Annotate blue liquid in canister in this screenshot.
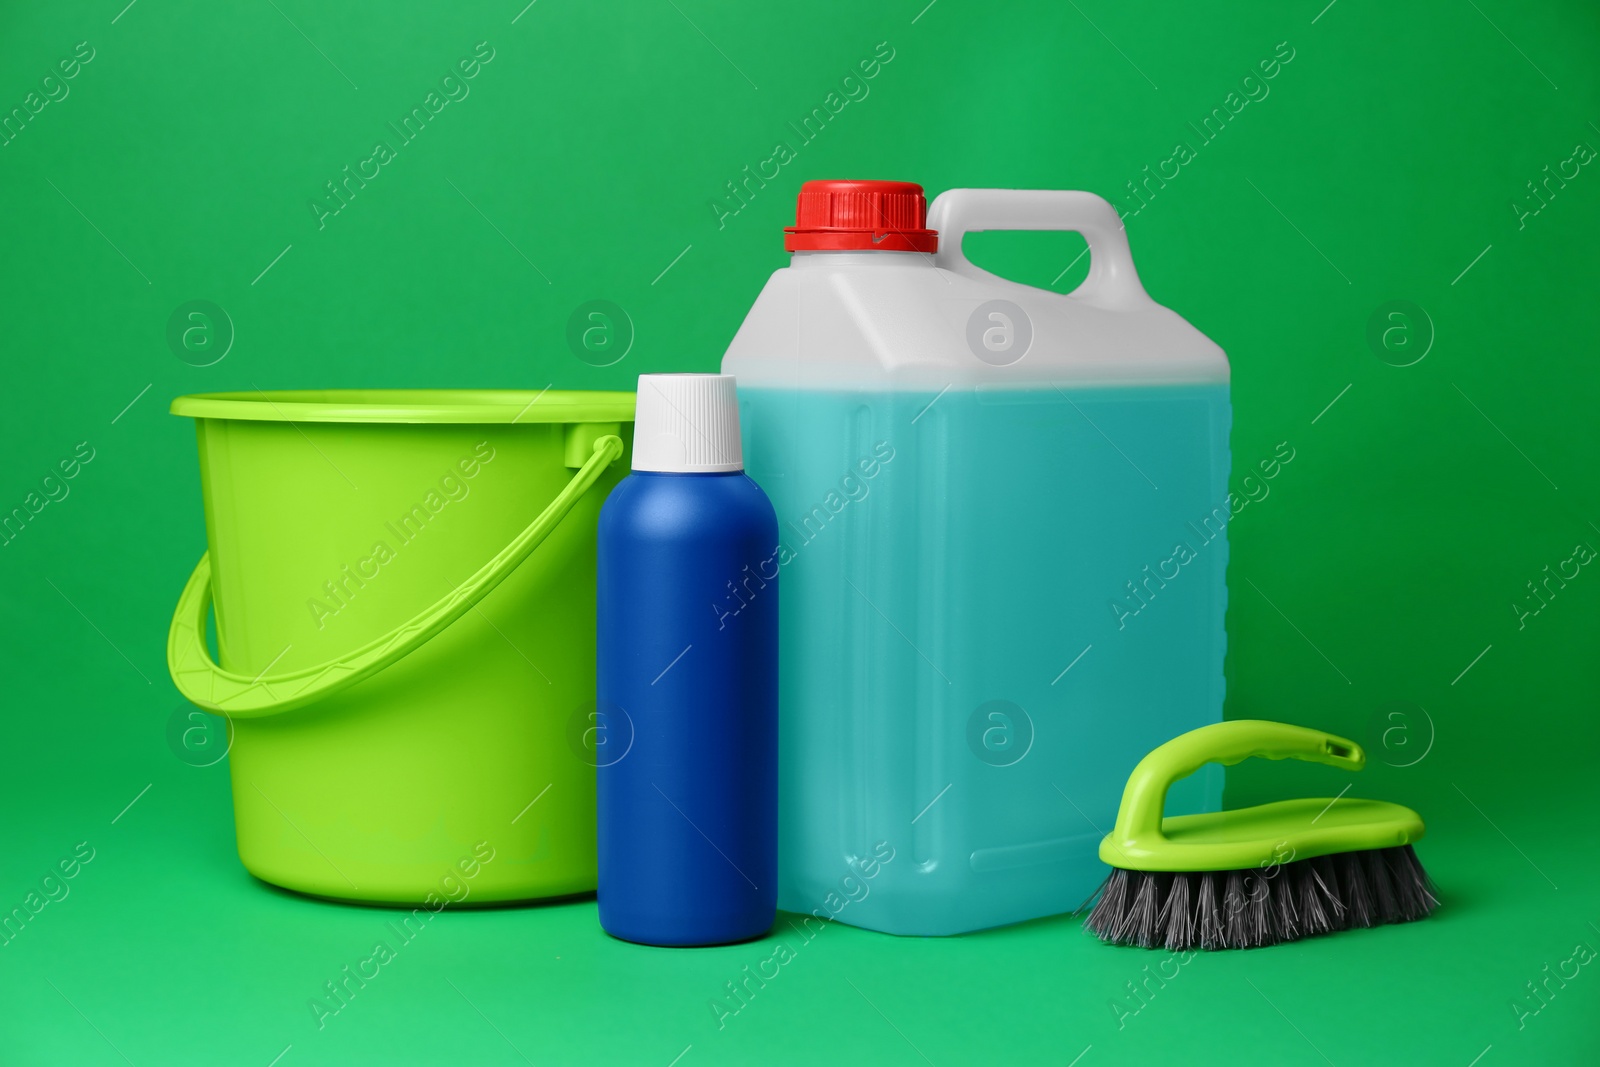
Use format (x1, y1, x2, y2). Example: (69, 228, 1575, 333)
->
(739, 382, 1230, 935)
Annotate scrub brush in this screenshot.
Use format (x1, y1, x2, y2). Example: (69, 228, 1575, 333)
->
(1085, 720, 1438, 950)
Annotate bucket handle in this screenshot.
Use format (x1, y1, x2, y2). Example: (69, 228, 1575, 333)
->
(166, 434, 625, 720)
(925, 188, 1152, 311)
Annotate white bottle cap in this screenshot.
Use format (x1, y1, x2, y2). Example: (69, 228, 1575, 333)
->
(631, 374, 744, 473)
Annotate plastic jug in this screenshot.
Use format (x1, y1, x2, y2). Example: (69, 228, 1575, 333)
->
(721, 180, 1231, 935)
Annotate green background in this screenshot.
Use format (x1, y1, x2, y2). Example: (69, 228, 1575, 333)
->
(2, 0, 1597, 1063)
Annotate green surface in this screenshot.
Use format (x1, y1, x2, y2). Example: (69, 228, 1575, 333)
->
(2, 0, 1598, 1064)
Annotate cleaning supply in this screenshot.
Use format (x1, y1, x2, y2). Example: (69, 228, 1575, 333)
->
(1086, 720, 1438, 949)
(721, 180, 1231, 935)
(165, 389, 632, 905)
(596, 374, 779, 946)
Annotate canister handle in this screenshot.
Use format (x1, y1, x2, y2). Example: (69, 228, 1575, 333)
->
(926, 188, 1151, 310)
(165, 434, 624, 720)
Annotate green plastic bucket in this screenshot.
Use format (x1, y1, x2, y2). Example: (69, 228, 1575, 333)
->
(166, 390, 634, 905)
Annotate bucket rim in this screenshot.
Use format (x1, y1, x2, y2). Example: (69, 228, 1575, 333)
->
(170, 389, 636, 425)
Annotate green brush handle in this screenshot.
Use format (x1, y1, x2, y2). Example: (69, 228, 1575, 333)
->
(1112, 720, 1365, 848)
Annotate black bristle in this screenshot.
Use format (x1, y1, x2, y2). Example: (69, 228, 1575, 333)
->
(1299, 856, 1342, 937)
(1365, 847, 1399, 923)
(1196, 873, 1224, 949)
(1320, 855, 1347, 918)
(1128, 871, 1167, 947)
(1089, 867, 1130, 938)
(1157, 868, 1192, 951)
(1083, 867, 1130, 945)
(1271, 866, 1300, 943)
(1296, 861, 1324, 936)
(1387, 844, 1440, 921)
(1232, 869, 1269, 949)
(1338, 848, 1375, 928)
(1085, 846, 1439, 950)
(1248, 870, 1273, 947)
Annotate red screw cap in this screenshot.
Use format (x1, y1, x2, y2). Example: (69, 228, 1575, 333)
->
(784, 179, 939, 253)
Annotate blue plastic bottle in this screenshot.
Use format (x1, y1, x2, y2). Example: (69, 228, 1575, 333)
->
(596, 374, 779, 946)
